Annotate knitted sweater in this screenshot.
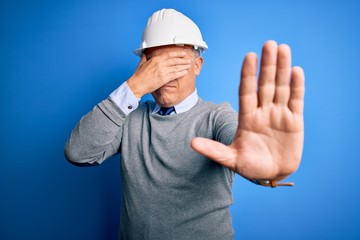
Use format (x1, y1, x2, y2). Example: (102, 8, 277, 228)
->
(65, 97, 238, 240)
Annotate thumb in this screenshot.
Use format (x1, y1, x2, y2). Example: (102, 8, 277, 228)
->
(191, 137, 236, 170)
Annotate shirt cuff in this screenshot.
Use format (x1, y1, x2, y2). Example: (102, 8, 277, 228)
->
(109, 81, 140, 115)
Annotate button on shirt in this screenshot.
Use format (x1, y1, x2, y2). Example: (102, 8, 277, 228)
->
(110, 81, 199, 115)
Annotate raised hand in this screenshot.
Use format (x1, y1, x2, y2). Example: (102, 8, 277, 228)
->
(191, 41, 305, 183)
(127, 50, 192, 98)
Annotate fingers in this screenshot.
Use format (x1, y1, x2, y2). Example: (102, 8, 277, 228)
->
(160, 52, 192, 70)
(170, 69, 190, 81)
(240, 53, 258, 115)
(167, 58, 191, 74)
(151, 50, 191, 70)
(153, 51, 192, 82)
(256, 41, 302, 111)
(166, 58, 192, 66)
(274, 44, 292, 105)
(288, 66, 305, 114)
(143, 50, 191, 81)
(258, 40, 278, 106)
(160, 50, 187, 59)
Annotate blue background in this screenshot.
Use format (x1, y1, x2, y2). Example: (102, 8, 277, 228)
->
(1, 0, 360, 239)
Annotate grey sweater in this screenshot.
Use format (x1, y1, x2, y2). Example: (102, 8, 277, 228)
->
(65, 98, 238, 240)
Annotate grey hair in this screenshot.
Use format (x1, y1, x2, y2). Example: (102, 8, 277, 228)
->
(192, 46, 204, 57)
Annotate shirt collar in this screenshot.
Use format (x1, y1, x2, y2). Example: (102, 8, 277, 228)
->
(153, 89, 199, 114)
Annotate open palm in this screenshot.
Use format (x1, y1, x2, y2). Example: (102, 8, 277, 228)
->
(191, 41, 305, 184)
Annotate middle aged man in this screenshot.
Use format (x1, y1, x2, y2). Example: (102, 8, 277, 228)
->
(65, 9, 305, 239)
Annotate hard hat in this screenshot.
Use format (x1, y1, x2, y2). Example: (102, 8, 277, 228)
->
(133, 9, 208, 56)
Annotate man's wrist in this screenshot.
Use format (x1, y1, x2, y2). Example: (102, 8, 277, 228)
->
(109, 81, 141, 115)
(126, 77, 144, 98)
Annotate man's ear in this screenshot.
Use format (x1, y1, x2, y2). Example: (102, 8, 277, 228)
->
(194, 57, 204, 76)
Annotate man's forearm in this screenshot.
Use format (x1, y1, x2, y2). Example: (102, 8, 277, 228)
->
(64, 98, 126, 166)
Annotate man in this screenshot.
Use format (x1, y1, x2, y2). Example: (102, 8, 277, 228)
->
(65, 9, 305, 240)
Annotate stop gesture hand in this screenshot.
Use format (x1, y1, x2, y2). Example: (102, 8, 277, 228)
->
(191, 41, 305, 184)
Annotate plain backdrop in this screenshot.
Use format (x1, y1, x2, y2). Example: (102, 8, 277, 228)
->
(1, 0, 360, 239)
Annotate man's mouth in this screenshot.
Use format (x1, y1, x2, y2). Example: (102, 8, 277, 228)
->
(161, 84, 175, 88)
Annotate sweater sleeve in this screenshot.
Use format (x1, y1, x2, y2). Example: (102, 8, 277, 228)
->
(64, 98, 126, 166)
(213, 102, 238, 146)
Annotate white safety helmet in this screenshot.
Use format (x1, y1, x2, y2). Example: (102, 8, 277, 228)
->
(133, 9, 208, 56)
